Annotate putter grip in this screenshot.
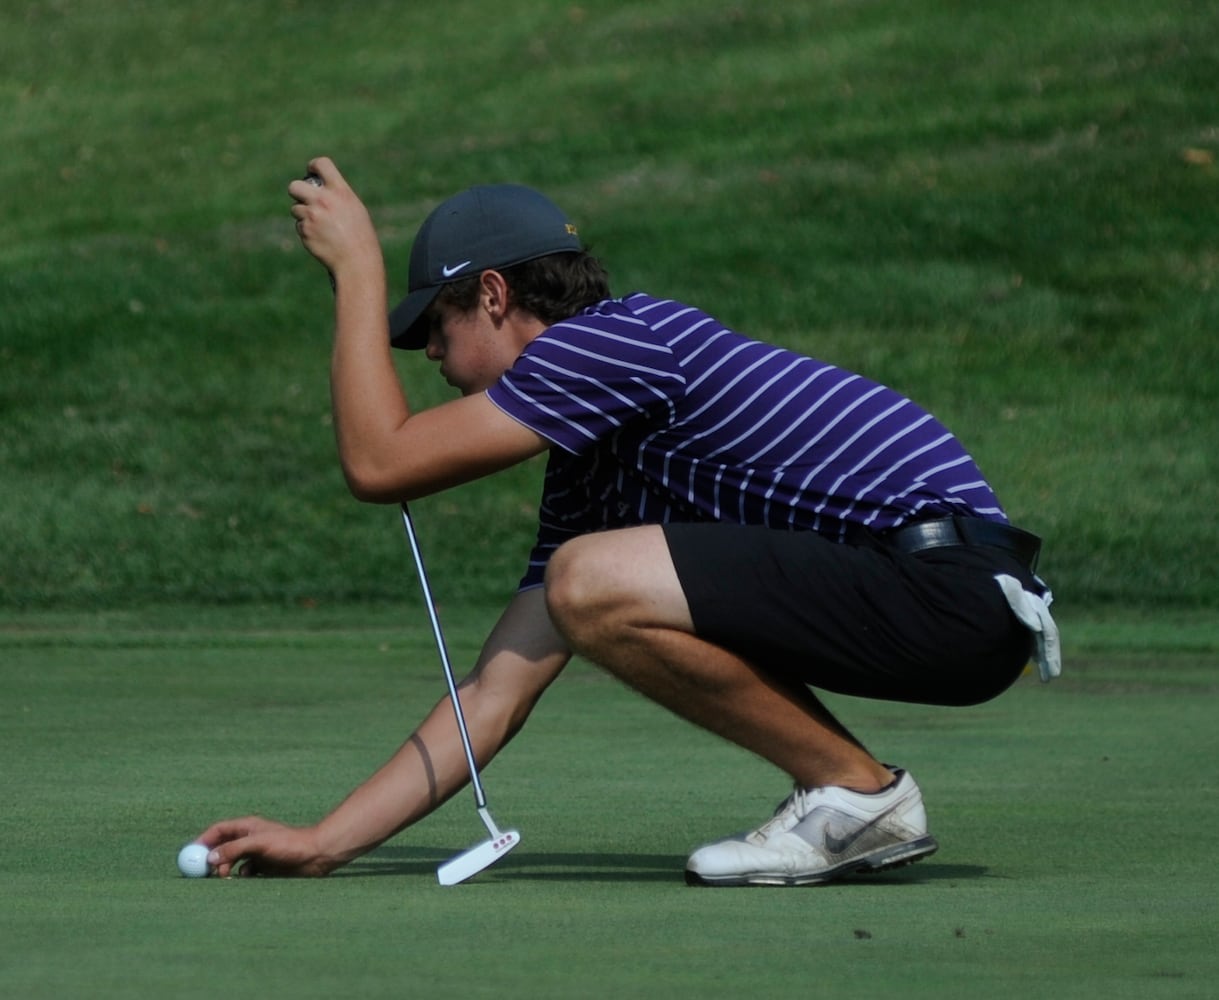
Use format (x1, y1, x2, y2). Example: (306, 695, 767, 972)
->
(300, 173, 335, 290)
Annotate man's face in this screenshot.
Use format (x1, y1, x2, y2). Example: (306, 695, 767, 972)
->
(422, 297, 515, 396)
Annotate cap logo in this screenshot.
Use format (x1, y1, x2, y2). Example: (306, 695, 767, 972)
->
(566, 224, 578, 235)
(441, 260, 473, 278)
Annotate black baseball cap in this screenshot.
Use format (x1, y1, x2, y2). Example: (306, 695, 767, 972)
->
(388, 184, 582, 350)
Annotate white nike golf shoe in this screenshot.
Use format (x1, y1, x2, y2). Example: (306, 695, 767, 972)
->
(685, 768, 938, 886)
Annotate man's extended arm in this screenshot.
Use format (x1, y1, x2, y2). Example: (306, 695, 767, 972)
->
(199, 587, 570, 876)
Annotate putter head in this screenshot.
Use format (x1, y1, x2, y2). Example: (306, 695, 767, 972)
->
(436, 830, 521, 886)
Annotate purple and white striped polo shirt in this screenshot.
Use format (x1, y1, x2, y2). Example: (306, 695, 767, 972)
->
(485, 292, 1007, 588)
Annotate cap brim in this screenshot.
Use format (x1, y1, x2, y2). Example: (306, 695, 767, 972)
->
(388, 286, 441, 350)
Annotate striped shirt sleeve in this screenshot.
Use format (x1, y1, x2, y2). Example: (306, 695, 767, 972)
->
(486, 305, 686, 454)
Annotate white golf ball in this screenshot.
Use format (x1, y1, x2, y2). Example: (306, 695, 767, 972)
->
(177, 842, 212, 878)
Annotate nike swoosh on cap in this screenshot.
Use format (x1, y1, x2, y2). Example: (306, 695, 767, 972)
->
(441, 260, 473, 278)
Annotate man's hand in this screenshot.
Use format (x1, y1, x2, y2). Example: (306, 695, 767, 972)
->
(197, 816, 338, 878)
(288, 156, 383, 286)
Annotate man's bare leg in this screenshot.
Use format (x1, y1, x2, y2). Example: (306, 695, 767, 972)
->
(543, 525, 893, 793)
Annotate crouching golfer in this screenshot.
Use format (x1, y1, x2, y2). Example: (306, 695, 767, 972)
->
(199, 158, 1059, 886)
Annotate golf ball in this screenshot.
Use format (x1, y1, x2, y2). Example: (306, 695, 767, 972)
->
(304, 173, 323, 187)
(177, 842, 212, 878)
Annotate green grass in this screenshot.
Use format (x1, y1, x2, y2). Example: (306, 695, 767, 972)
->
(1, 0, 1217, 611)
(2, 608, 1216, 998)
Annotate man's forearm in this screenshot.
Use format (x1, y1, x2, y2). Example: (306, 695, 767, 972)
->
(312, 683, 510, 865)
(328, 247, 415, 501)
(311, 589, 570, 868)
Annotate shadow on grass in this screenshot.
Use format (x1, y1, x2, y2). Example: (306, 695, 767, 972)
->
(345, 846, 990, 885)
(346, 846, 683, 882)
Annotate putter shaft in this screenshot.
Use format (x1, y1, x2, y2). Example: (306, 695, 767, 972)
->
(400, 503, 487, 809)
(399, 503, 522, 885)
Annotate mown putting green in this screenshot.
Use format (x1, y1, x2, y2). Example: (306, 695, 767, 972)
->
(1, 609, 1215, 998)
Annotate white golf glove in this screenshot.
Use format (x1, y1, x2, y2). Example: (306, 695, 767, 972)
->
(994, 574, 1062, 682)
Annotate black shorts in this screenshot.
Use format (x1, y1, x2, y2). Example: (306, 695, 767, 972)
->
(662, 522, 1036, 707)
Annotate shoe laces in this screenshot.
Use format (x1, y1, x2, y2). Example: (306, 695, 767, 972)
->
(753, 786, 817, 839)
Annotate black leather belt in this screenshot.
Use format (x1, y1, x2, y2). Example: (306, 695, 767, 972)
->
(884, 516, 1041, 572)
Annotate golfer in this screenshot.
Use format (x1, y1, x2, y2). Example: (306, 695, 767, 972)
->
(200, 158, 1059, 885)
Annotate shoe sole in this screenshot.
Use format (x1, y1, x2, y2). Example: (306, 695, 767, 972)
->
(684, 835, 940, 887)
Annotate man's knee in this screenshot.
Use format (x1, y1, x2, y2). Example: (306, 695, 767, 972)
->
(543, 536, 605, 645)
(544, 527, 694, 646)
(542, 538, 578, 619)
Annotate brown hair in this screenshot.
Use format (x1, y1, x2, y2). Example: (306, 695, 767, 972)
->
(435, 250, 611, 326)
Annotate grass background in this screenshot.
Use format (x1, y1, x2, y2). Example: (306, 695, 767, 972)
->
(1, 0, 1217, 997)
(2, 0, 1216, 611)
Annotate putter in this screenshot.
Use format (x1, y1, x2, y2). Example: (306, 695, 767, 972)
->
(300, 172, 335, 291)
(399, 503, 521, 885)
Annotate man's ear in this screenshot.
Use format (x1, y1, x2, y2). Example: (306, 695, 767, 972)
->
(479, 269, 511, 323)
